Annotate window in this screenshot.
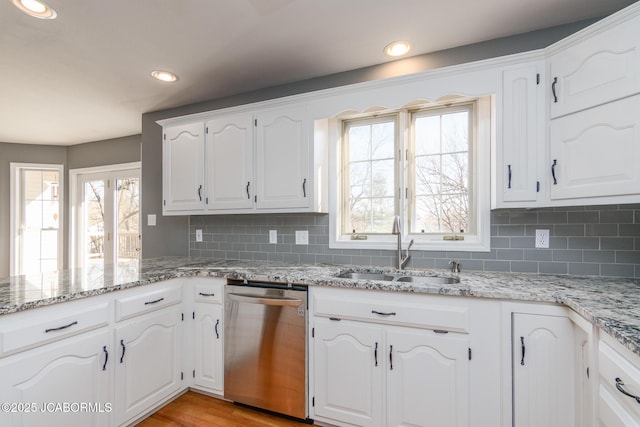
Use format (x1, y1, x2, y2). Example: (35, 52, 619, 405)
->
(70, 163, 141, 273)
(331, 96, 491, 251)
(10, 163, 64, 275)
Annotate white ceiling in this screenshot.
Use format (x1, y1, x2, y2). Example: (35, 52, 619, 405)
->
(1, 0, 636, 146)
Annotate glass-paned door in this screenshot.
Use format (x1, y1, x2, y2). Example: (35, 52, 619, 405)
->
(74, 166, 140, 272)
(11, 164, 64, 275)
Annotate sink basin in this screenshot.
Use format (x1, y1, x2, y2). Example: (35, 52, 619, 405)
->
(394, 276, 460, 284)
(336, 272, 395, 281)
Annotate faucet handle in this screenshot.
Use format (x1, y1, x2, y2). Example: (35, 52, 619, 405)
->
(449, 260, 461, 273)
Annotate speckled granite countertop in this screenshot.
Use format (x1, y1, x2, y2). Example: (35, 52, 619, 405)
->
(1, 257, 639, 358)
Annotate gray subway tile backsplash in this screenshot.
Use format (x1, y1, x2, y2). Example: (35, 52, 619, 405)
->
(189, 204, 640, 278)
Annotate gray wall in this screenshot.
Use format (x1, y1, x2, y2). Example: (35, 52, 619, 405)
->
(141, 20, 595, 259)
(189, 205, 640, 278)
(0, 135, 141, 276)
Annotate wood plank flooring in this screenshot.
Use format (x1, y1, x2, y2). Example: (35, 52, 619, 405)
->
(136, 391, 315, 427)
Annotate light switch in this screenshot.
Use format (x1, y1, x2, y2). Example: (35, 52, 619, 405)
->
(147, 214, 156, 226)
(269, 230, 278, 244)
(295, 230, 309, 245)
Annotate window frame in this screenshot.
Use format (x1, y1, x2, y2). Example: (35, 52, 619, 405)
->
(9, 162, 65, 276)
(329, 96, 492, 252)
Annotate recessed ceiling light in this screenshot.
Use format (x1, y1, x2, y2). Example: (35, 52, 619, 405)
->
(151, 70, 179, 83)
(384, 41, 411, 57)
(12, 0, 57, 19)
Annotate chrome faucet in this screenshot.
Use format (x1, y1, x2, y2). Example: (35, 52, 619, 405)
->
(392, 216, 414, 269)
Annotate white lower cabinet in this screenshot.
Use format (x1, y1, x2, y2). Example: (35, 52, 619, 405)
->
(311, 287, 474, 427)
(512, 312, 575, 427)
(193, 303, 224, 394)
(114, 306, 183, 426)
(0, 329, 112, 427)
(598, 333, 640, 426)
(386, 326, 469, 427)
(313, 318, 383, 426)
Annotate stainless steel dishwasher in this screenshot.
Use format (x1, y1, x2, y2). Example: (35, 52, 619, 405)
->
(224, 279, 309, 421)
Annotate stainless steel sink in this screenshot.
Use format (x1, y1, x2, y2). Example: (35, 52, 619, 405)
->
(336, 272, 396, 281)
(336, 271, 459, 284)
(394, 276, 460, 284)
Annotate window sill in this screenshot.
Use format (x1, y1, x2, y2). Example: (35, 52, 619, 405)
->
(330, 236, 490, 252)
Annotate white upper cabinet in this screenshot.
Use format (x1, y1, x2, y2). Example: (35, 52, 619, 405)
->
(159, 101, 327, 215)
(549, 95, 640, 203)
(256, 105, 310, 210)
(206, 114, 254, 210)
(162, 122, 205, 213)
(494, 61, 545, 208)
(548, 12, 640, 119)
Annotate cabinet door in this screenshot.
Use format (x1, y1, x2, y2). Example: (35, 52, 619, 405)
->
(162, 122, 205, 213)
(194, 303, 223, 393)
(0, 330, 112, 427)
(549, 95, 640, 202)
(313, 317, 383, 427)
(573, 320, 594, 427)
(498, 64, 543, 206)
(386, 327, 469, 427)
(255, 105, 310, 210)
(115, 307, 182, 426)
(206, 115, 254, 210)
(549, 13, 640, 118)
(512, 313, 575, 427)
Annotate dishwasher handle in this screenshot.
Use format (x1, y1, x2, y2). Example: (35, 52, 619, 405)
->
(227, 292, 303, 306)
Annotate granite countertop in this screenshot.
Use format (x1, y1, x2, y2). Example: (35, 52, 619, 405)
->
(1, 257, 639, 358)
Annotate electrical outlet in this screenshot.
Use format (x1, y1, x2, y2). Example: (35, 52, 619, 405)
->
(195, 229, 203, 242)
(535, 229, 550, 249)
(295, 230, 309, 245)
(269, 230, 278, 244)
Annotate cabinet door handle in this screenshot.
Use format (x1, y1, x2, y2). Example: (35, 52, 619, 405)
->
(302, 178, 307, 197)
(374, 342, 378, 367)
(120, 339, 126, 364)
(197, 184, 203, 201)
(102, 345, 108, 371)
(508, 165, 512, 189)
(45, 320, 78, 333)
(520, 336, 526, 366)
(552, 77, 558, 103)
(615, 378, 640, 403)
(551, 159, 558, 185)
(389, 345, 393, 371)
(372, 310, 396, 316)
(144, 297, 165, 305)
(215, 319, 220, 339)
(198, 292, 215, 297)
(246, 181, 251, 199)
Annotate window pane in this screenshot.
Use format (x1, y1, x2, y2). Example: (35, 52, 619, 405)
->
(414, 115, 440, 155)
(116, 178, 140, 269)
(85, 181, 105, 267)
(411, 105, 472, 235)
(344, 117, 396, 234)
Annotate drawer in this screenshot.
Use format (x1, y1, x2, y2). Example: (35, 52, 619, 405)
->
(0, 298, 110, 356)
(115, 282, 182, 321)
(599, 335, 640, 422)
(194, 280, 223, 304)
(311, 287, 469, 333)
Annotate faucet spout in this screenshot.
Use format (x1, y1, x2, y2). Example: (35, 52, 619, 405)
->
(392, 216, 412, 269)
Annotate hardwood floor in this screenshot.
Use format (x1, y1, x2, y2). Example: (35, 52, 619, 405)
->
(137, 391, 315, 427)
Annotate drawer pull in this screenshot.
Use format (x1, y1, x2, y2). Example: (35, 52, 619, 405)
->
(615, 377, 640, 403)
(372, 310, 396, 316)
(144, 297, 165, 305)
(120, 340, 126, 364)
(215, 319, 220, 339)
(102, 346, 108, 371)
(45, 320, 78, 333)
(198, 292, 215, 297)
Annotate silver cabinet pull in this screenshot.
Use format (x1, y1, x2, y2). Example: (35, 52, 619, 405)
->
(228, 292, 302, 307)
